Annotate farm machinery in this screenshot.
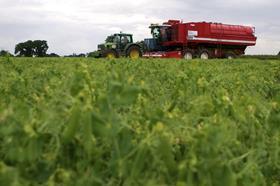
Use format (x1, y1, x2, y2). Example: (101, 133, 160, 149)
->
(96, 20, 257, 59)
(95, 33, 142, 59)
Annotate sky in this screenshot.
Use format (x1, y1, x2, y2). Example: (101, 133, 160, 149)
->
(0, 0, 279, 55)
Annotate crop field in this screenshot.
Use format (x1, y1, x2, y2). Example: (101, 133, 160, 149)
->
(0, 57, 279, 186)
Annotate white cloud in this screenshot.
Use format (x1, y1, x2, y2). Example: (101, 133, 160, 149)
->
(0, 0, 279, 55)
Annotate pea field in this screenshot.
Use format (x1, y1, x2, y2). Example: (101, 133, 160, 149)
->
(0, 57, 279, 186)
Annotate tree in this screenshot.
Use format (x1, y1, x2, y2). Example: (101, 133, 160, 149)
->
(77, 53, 86, 57)
(15, 40, 34, 57)
(0, 50, 13, 57)
(47, 53, 60, 57)
(64, 53, 86, 57)
(87, 51, 100, 58)
(278, 51, 280, 56)
(33, 40, 48, 57)
(15, 40, 49, 57)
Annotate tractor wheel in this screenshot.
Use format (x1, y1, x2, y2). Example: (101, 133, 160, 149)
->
(199, 49, 211, 60)
(225, 52, 236, 59)
(183, 50, 194, 60)
(127, 46, 142, 59)
(104, 49, 118, 59)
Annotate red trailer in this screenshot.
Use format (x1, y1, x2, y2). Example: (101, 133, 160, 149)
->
(143, 20, 257, 59)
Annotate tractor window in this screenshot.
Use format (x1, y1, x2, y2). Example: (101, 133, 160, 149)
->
(166, 27, 172, 41)
(151, 26, 171, 42)
(114, 35, 121, 43)
(151, 27, 160, 39)
(121, 35, 132, 44)
(160, 28, 167, 42)
(160, 27, 172, 42)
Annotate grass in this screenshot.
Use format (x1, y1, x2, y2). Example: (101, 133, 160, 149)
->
(0, 57, 279, 186)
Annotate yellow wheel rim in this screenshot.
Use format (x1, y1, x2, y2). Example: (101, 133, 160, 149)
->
(107, 53, 116, 59)
(130, 50, 140, 59)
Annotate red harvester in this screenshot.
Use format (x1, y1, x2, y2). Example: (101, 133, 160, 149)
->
(143, 20, 257, 59)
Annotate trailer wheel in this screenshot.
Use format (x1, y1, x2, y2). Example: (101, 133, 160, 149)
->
(104, 49, 118, 59)
(127, 46, 142, 59)
(183, 50, 193, 60)
(225, 52, 236, 59)
(199, 50, 210, 60)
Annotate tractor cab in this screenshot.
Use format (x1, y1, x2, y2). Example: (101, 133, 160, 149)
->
(143, 24, 172, 51)
(150, 24, 172, 43)
(113, 33, 133, 49)
(144, 20, 184, 51)
(100, 33, 133, 51)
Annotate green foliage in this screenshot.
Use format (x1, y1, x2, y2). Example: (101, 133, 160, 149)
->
(241, 55, 280, 60)
(46, 53, 60, 57)
(0, 58, 279, 186)
(64, 53, 86, 58)
(33, 40, 49, 57)
(0, 50, 13, 57)
(87, 51, 101, 58)
(15, 40, 49, 57)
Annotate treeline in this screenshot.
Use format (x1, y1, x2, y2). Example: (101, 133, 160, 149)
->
(0, 40, 98, 58)
(240, 54, 280, 60)
(0, 50, 13, 57)
(1, 39, 280, 58)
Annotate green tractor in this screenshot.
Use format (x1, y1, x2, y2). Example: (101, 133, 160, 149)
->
(96, 33, 142, 59)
